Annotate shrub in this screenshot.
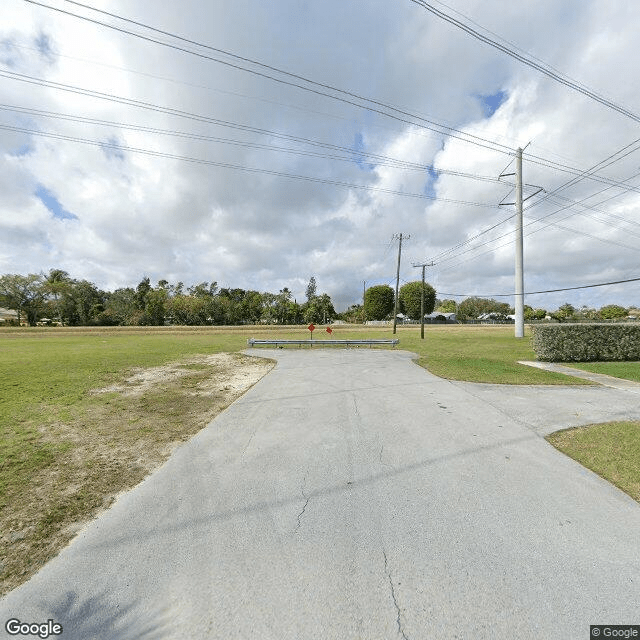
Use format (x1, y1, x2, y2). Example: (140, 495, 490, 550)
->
(532, 324, 640, 362)
(599, 304, 628, 320)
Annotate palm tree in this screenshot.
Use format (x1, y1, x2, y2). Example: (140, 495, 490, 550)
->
(45, 269, 71, 325)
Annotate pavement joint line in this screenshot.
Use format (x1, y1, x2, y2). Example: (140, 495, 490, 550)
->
(449, 378, 544, 435)
(518, 361, 640, 393)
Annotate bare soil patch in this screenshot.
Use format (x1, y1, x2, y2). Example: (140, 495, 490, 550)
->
(0, 353, 273, 596)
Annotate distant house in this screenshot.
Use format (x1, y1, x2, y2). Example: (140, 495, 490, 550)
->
(476, 312, 514, 324)
(424, 312, 457, 324)
(0, 308, 21, 325)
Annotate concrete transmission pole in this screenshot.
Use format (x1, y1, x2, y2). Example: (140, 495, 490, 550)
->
(392, 233, 409, 335)
(515, 147, 524, 338)
(499, 147, 543, 339)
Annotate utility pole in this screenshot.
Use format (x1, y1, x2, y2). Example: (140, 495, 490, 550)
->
(362, 280, 366, 325)
(515, 148, 524, 338)
(499, 147, 542, 339)
(392, 233, 409, 334)
(413, 261, 435, 339)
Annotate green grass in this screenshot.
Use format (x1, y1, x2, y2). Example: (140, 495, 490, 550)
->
(546, 422, 640, 502)
(394, 324, 588, 384)
(566, 361, 640, 382)
(0, 327, 249, 500)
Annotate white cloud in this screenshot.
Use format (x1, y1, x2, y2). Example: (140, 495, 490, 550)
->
(1, 0, 639, 312)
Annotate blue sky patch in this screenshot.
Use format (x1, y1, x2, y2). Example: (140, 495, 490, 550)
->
(423, 165, 438, 198)
(34, 31, 55, 62)
(13, 143, 32, 157)
(36, 185, 78, 220)
(351, 132, 375, 171)
(480, 90, 508, 117)
(101, 136, 126, 161)
(0, 38, 19, 68)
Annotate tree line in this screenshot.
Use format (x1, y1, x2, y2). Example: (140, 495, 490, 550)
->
(435, 298, 633, 323)
(351, 284, 633, 324)
(0, 271, 336, 327)
(0, 271, 633, 326)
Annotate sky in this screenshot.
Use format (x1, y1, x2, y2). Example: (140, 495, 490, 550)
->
(1, 0, 639, 313)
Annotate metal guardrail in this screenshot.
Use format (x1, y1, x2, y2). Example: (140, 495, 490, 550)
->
(247, 338, 399, 348)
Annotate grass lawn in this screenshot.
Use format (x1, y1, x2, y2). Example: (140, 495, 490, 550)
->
(0, 323, 637, 595)
(566, 361, 640, 382)
(395, 324, 589, 384)
(546, 422, 640, 502)
(1, 327, 250, 497)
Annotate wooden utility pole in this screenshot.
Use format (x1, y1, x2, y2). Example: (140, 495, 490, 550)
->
(362, 280, 366, 324)
(413, 261, 435, 339)
(392, 233, 409, 334)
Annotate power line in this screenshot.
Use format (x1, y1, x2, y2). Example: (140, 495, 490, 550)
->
(428, 135, 640, 267)
(435, 211, 640, 276)
(433, 191, 640, 272)
(523, 138, 640, 215)
(0, 122, 505, 206)
(539, 189, 640, 241)
(436, 276, 640, 299)
(2, 39, 445, 139)
(0, 103, 514, 182)
(426, 212, 516, 263)
(521, 151, 640, 194)
(408, 0, 640, 123)
(22, 0, 517, 156)
(3, 69, 430, 162)
(5, 66, 639, 197)
(3, 37, 524, 160)
(17, 0, 640, 194)
(0, 104, 433, 171)
(436, 207, 640, 273)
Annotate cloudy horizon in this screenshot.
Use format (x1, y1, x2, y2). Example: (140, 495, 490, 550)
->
(1, 0, 639, 313)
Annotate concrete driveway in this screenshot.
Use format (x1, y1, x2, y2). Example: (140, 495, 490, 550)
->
(1, 349, 639, 639)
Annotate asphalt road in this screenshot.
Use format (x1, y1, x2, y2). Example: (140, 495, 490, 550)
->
(1, 349, 639, 639)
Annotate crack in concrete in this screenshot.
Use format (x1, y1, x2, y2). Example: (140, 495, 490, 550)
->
(352, 395, 360, 416)
(295, 476, 310, 533)
(379, 444, 391, 468)
(240, 427, 258, 456)
(383, 550, 409, 639)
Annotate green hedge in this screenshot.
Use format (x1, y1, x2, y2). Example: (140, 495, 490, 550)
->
(532, 324, 640, 362)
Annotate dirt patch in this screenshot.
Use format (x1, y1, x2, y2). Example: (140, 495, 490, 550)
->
(91, 353, 256, 397)
(0, 353, 274, 597)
